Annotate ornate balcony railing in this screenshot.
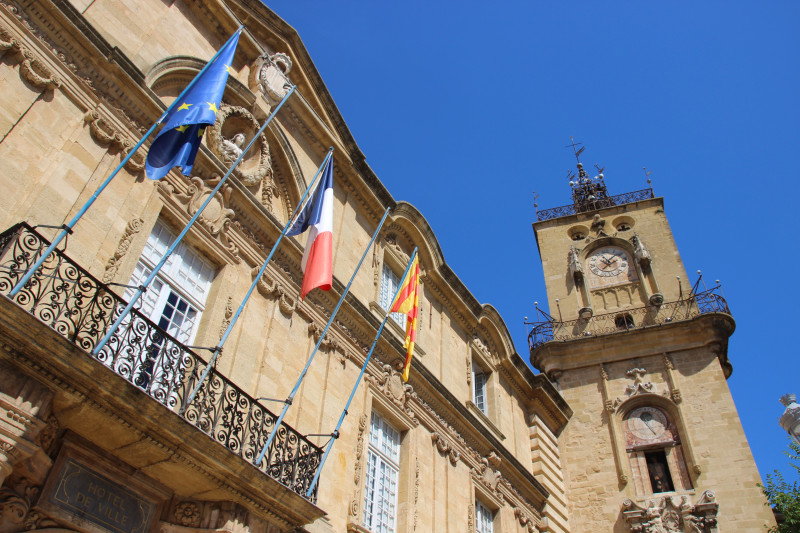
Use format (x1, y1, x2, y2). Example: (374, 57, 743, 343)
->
(0, 223, 322, 501)
(536, 188, 655, 221)
(527, 290, 730, 353)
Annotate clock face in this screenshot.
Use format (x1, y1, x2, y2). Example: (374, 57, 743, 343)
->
(588, 247, 629, 277)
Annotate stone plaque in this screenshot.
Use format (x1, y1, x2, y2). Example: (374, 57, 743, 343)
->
(49, 458, 156, 533)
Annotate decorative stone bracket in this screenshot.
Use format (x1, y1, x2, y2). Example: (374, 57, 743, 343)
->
(83, 110, 146, 172)
(253, 268, 296, 316)
(514, 507, 539, 533)
(0, 28, 61, 90)
(308, 322, 340, 353)
(431, 432, 460, 465)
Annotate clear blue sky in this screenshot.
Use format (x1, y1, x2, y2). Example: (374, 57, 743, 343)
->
(263, 1, 800, 482)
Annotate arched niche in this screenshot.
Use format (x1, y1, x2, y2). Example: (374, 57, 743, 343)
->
(616, 395, 693, 498)
(143, 56, 309, 225)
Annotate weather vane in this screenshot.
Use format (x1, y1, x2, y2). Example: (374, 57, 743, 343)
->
(566, 136, 585, 163)
(643, 166, 654, 185)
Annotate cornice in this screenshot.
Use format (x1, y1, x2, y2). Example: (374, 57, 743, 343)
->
(532, 312, 735, 378)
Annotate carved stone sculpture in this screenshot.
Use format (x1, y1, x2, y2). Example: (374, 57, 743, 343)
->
(220, 132, 246, 166)
(631, 233, 652, 271)
(625, 367, 654, 397)
(568, 245, 583, 283)
(622, 491, 719, 532)
(207, 105, 272, 188)
(249, 52, 293, 105)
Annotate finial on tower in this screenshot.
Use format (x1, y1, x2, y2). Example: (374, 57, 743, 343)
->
(565, 138, 611, 212)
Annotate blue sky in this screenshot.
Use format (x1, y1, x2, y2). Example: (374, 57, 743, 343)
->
(263, 1, 800, 482)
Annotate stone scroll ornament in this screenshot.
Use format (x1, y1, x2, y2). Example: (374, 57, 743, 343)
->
(207, 105, 273, 188)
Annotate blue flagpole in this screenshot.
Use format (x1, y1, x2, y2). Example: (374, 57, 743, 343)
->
(305, 247, 417, 498)
(179, 149, 333, 414)
(255, 206, 392, 467)
(9, 27, 243, 298)
(92, 84, 296, 356)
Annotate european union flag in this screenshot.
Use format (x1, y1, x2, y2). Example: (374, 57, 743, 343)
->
(145, 31, 240, 180)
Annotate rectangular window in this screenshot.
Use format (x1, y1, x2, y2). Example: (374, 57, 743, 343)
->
(644, 450, 675, 493)
(363, 412, 401, 533)
(475, 500, 494, 533)
(473, 366, 488, 415)
(124, 222, 214, 390)
(380, 263, 406, 328)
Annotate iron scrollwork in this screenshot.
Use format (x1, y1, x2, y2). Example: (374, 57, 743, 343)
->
(537, 188, 655, 221)
(0, 223, 323, 501)
(527, 288, 730, 352)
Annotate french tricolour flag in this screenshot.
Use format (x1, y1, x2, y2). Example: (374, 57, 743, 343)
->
(287, 157, 334, 299)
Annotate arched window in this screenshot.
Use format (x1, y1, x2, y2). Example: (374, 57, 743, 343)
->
(622, 406, 692, 496)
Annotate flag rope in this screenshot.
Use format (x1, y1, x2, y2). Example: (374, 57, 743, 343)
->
(92, 84, 296, 356)
(8, 28, 244, 298)
(255, 207, 392, 467)
(305, 247, 418, 498)
(179, 148, 334, 413)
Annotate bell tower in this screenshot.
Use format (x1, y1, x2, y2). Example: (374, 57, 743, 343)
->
(528, 145, 775, 531)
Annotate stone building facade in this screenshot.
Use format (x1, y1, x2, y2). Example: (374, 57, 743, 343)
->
(0, 1, 773, 533)
(0, 1, 568, 533)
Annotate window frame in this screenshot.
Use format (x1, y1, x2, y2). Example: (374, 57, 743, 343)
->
(127, 221, 214, 343)
(379, 261, 407, 328)
(122, 221, 215, 392)
(472, 364, 488, 416)
(475, 499, 494, 533)
(363, 411, 402, 533)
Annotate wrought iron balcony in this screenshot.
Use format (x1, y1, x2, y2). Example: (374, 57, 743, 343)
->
(0, 223, 322, 501)
(536, 188, 654, 222)
(527, 289, 730, 353)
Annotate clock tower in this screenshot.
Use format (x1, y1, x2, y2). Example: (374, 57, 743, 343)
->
(528, 154, 775, 531)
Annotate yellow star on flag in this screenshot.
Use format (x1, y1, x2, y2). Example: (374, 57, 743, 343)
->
(207, 102, 218, 113)
(197, 127, 205, 138)
(176, 125, 188, 133)
(226, 65, 234, 74)
(177, 102, 192, 111)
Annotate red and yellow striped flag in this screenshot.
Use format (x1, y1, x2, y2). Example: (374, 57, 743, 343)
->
(390, 255, 419, 382)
